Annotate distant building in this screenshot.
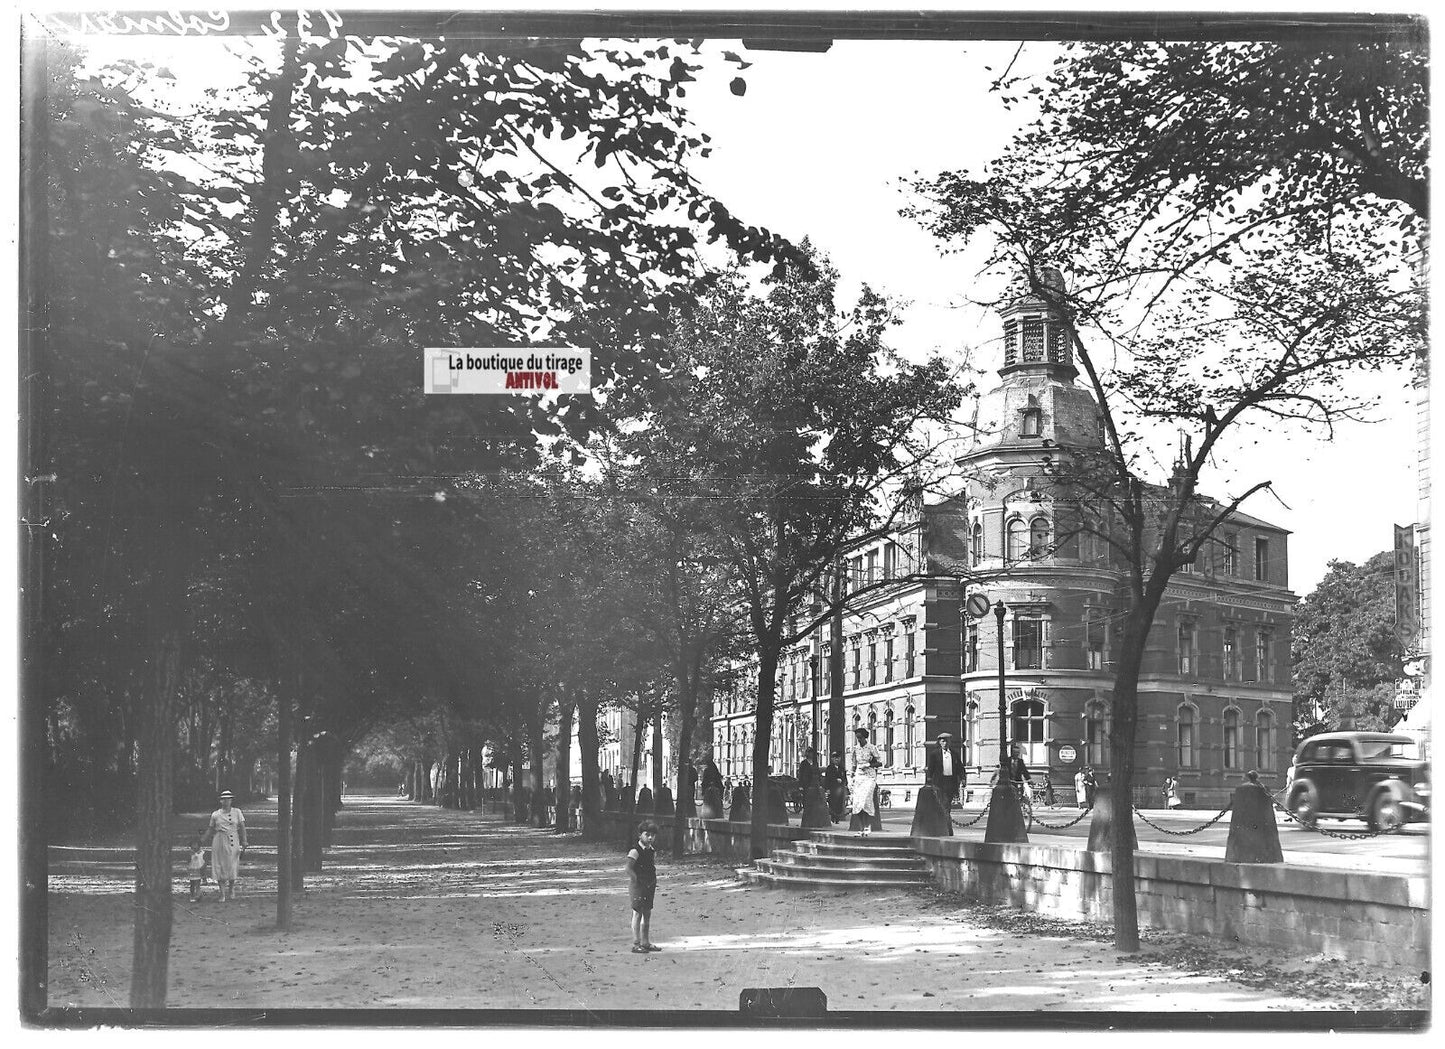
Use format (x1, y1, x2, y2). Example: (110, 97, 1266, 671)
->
(713, 275, 1295, 808)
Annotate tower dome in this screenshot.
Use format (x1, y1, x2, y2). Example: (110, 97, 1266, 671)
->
(998, 266, 1076, 380)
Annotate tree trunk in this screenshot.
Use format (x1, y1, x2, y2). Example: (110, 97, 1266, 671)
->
(749, 643, 782, 859)
(527, 717, 547, 827)
(578, 690, 601, 835)
(290, 736, 306, 891)
(129, 628, 182, 1008)
(829, 560, 845, 762)
(1109, 598, 1160, 953)
(650, 707, 664, 795)
(303, 741, 325, 872)
(275, 686, 294, 926)
(555, 700, 575, 832)
(671, 662, 699, 858)
(626, 699, 647, 842)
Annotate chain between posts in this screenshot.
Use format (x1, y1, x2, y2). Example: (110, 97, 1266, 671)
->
(953, 802, 989, 828)
(1132, 803, 1232, 836)
(1270, 794, 1400, 840)
(1031, 800, 1096, 831)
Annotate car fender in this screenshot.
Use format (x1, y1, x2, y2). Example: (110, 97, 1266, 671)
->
(1288, 779, 1319, 817)
(1365, 778, 1408, 812)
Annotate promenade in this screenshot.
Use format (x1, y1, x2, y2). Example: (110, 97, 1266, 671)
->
(47, 796, 1427, 1016)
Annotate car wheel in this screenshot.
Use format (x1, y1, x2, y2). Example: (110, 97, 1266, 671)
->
(1369, 792, 1404, 833)
(1288, 783, 1318, 829)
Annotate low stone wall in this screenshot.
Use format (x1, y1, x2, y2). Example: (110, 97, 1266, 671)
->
(582, 809, 809, 860)
(913, 837, 1429, 969)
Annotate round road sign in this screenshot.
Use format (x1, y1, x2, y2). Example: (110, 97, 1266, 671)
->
(965, 593, 992, 618)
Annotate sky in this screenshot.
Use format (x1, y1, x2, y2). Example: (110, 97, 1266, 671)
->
(46, 17, 1424, 595)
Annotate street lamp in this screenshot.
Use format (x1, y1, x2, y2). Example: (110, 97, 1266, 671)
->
(966, 593, 1028, 843)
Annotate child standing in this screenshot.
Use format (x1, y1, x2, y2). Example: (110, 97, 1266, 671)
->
(625, 821, 660, 954)
(187, 838, 208, 902)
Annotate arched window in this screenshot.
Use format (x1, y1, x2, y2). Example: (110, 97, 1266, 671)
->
(971, 520, 984, 566)
(1029, 516, 1051, 558)
(883, 708, 895, 767)
(904, 705, 917, 767)
(1255, 709, 1277, 771)
(867, 708, 878, 747)
(1223, 707, 1240, 770)
(1007, 518, 1028, 562)
(1177, 703, 1197, 769)
(1085, 700, 1110, 767)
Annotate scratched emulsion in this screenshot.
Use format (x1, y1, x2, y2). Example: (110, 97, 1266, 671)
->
(48, 796, 1331, 1011)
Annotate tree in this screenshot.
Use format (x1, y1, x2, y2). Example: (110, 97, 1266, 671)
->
(1292, 552, 1405, 734)
(634, 249, 965, 858)
(911, 32, 1425, 952)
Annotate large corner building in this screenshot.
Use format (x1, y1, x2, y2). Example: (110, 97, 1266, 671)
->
(712, 277, 1295, 809)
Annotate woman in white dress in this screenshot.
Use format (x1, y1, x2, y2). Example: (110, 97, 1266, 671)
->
(207, 790, 248, 901)
(848, 727, 883, 835)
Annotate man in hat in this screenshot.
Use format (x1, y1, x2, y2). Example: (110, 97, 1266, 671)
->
(925, 731, 966, 811)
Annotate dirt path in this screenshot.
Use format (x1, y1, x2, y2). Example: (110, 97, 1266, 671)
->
(46, 796, 1420, 1015)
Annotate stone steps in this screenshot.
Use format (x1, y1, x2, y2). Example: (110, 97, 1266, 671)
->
(741, 831, 932, 891)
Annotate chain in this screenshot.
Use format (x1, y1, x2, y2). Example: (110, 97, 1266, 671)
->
(1031, 801, 1096, 831)
(953, 803, 990, 828)
(1132, 803, 1233, 836)
(1270, 795, 1400, 840)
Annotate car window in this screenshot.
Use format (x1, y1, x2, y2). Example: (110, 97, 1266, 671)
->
(1360, 739, 1421, 762)
(1299, 743, 1320, 763)
(1320, 743, 1353, 763)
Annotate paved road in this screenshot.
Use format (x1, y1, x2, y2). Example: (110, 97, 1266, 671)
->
(868, 801, 1429, 875)
(48, 797, 1414, 1015)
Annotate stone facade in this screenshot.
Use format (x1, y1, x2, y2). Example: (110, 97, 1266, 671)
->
(712, 278, 1296, 809)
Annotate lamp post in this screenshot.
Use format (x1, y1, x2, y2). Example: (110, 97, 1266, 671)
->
(981, 596, 1029, 843)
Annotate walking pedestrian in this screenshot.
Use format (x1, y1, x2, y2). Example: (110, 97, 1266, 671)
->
(848, 727, 883, 834)
(1007, 743, 1034, 802)
(797, 747, 819, 792)
(1083, 765, 1097, 807)
(187, 836, 208, 903)
(206, 790, 248, 902)
(626, 821, 661, 954)
(924, 731, 964, 810)
(1074, 767, 1087, 810)
(1163, 774, 1182, 809)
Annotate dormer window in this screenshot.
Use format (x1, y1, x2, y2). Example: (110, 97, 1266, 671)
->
(1020, 395, 1042, 437)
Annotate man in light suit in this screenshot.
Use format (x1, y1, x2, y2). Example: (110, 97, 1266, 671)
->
(924, 731, 965, 810)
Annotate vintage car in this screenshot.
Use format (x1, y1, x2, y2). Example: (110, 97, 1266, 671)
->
(1286, 731, 1430, 831)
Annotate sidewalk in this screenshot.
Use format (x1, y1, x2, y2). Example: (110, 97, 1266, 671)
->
(46, 798, 1426, 1014)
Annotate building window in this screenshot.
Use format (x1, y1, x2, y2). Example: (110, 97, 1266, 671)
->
(1177, 704, 1197, 768)
(1222, 532, 1238, 575)
(1011, 698, 1045, 752)
(849, 554, 864, 586)
(851, 643, 861, 690)
(904, 706, 917, 767)
(1013, 617, 1044, 670)
(905, 630, 916, 677)
(1086, 609, 1108, 670)
(966, 623, 979, 673)
(1223, 708, 1240, 770)
(884, 638, 894, 683)
(1048, 321, 1067, 363)
(1255, 537, 1270, 582)
(883, 708, 895, 768)
(1256, 709, 1277, 771)
(1256, 629, 1274, 683)
(867, 708, 878, 746)
(867, 641, 877, 686)
(809, 654, 820, 697)
(866, 548, 879, 585)
(1007, 518, 1028, 562)
(1029, 516, 1051, 558)
(1003, 318, 1019, 368)
(1178, 619, 1197, 675)
(1086, 701, 1109, 766)
(1022, 317, 1045, 362)
(967, 701, 982, 766)
(971, 521, 983, 566)
(1222, 627, 1238, 680)
(883, 541, 898, 579)
(1021, 395, 1042, 437)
